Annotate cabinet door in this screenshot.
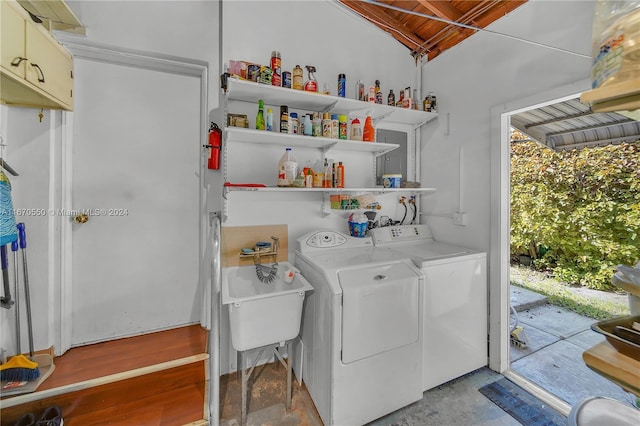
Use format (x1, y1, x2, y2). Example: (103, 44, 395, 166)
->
(26, 23, 73, 109)
(0, 0, 26, 80)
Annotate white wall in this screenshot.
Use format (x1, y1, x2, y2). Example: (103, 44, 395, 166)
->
(419, 0, 595, 370)
(421, 0, 593, 249)
(221, 0, 418, 237)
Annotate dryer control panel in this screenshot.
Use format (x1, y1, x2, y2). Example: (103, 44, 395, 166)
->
(370, 224, 434, 245)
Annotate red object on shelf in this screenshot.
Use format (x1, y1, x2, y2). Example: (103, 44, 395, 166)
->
(207, 122, 222, 170)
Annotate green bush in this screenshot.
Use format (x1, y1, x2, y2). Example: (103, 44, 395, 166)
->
(510, 141, 640, 290)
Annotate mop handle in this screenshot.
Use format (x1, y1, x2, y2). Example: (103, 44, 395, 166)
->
(11, 240, 20, 353)
(17, 223, 34, 358)
(1, 245, 7, 270)
(17, 223, 26, 249)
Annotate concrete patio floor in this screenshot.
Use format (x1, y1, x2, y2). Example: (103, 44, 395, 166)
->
(509, 286, 637, 408)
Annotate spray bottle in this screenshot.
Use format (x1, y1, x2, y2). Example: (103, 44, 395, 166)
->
(304, 65, 318, 92)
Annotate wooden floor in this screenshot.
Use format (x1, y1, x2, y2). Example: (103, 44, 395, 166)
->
(0, 325, 208, 426)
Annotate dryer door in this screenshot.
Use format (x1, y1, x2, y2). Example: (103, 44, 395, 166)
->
(338, 263, 419, 364)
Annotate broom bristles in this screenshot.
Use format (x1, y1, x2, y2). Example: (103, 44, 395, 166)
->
(0, 354, 40, 382)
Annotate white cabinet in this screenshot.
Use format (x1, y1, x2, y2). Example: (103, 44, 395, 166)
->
(221, 78, 437, 220)
(1, 0, 73, 110)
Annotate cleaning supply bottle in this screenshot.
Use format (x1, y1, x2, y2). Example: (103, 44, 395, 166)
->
(388, 89, 395, 106)
(323, 159, 332, 188)
(355, 80, 364, 101)
(266, 108, 273, 131)
(363, 116, 375, 142)
(292, 65, 303, 90)
(338, 115, 348, 140)
(278, 148, 298, 187)
(375, 80, 383, 104)
(304, 66, 317, 92)
(256, 99, 265, 130)
(336, 162, 345, 188)
(350, 118, 362, 141)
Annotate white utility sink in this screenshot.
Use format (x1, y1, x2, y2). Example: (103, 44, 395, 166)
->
(222, 262, 313, 352)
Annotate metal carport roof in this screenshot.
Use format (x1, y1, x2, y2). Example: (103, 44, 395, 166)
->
(510, 98, 640, 151)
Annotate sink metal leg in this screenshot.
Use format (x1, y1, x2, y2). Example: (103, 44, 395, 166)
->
(286, 340, 292, 410)
(238, 342, 293, 426)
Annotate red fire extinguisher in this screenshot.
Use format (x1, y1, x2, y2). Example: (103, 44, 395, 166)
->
(206, 122, 222, 170)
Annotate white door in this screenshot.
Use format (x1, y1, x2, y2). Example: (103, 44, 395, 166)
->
(69, 56, 201, 346)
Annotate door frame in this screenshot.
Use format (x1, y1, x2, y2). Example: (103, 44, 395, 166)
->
(55, 37, 209, 354)
(488, 79, 591, 413)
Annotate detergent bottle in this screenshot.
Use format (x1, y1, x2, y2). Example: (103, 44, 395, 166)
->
(278, 148, 298, 187)
(304, 65, 318, 92)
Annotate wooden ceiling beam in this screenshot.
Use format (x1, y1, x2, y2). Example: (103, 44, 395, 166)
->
(416, 0, 462, 21)
(340, 1, 426, 50)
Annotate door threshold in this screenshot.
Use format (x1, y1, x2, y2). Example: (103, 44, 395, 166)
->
(503, 369, 572, 416)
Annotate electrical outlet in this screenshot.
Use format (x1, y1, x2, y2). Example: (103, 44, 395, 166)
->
(452, 212, 468, 226)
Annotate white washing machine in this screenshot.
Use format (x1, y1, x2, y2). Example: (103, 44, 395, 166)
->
(295, 230, 424, 426)
(370, 224, 488, 391)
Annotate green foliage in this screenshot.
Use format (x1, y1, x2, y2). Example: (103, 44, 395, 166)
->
(510, 141, 640, 290)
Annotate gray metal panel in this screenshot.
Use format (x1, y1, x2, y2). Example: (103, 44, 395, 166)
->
(511, 97, 640, 151)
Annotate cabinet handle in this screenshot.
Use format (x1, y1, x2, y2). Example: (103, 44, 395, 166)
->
(30, 63, 45, 83)
(11, 57, 27, 67)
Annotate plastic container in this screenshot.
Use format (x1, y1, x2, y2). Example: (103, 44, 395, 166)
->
(363, 116, 375, 142)
(350, 118, 362, 141)
(338, 115, 348, 140)
(348, 213, 369, 238)
(290, 112, 298, 134)
(278, 148, 298, 187)
(292, 65, 303, 90)
(383, 174, 402, 188)
(280, 105, 289, 133)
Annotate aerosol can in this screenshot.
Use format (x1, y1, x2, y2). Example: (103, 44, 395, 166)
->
(304, 65, 318, 92)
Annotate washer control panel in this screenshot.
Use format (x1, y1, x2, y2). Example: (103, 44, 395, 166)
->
(297, 230, 373, 253)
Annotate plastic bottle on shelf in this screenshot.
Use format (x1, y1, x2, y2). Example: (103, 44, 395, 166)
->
(303, 114, 313, 136)
(280, 105, 289, 133)
(323, 159, 332, 188)
(304, 66, 318, 92)
(336, 162, 345, 188)
(355, 80, 364, 101)
(375, 80, 383, 104)
(338, 115, 348, 140)
(278, 148, 298, 187)
(350, 118, 362, 141)
(363, 116, 375, 142)
(388, 89, 395, 106)
(305, 167, 314, 188)
(368, 85, 376, 102)
(322, 112, 332, 138)
(312, 113, 322, 136)
(256, 99, 265, 130)
(331, 114, 339, 139)
(292, 65, 303, 90)
(290, 112, 298, 134)
(266, 108, 273, 131)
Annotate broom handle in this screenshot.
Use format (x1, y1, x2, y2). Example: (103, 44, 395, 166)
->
(12, 240, 20, 354)
(17, 223, 34, 359)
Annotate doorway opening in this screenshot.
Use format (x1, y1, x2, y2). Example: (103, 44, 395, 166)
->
(501, 92, 639, 410)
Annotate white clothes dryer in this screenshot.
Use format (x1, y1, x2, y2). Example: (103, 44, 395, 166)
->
(370, 224, 488, 391)
(295, 230, 424, 426)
